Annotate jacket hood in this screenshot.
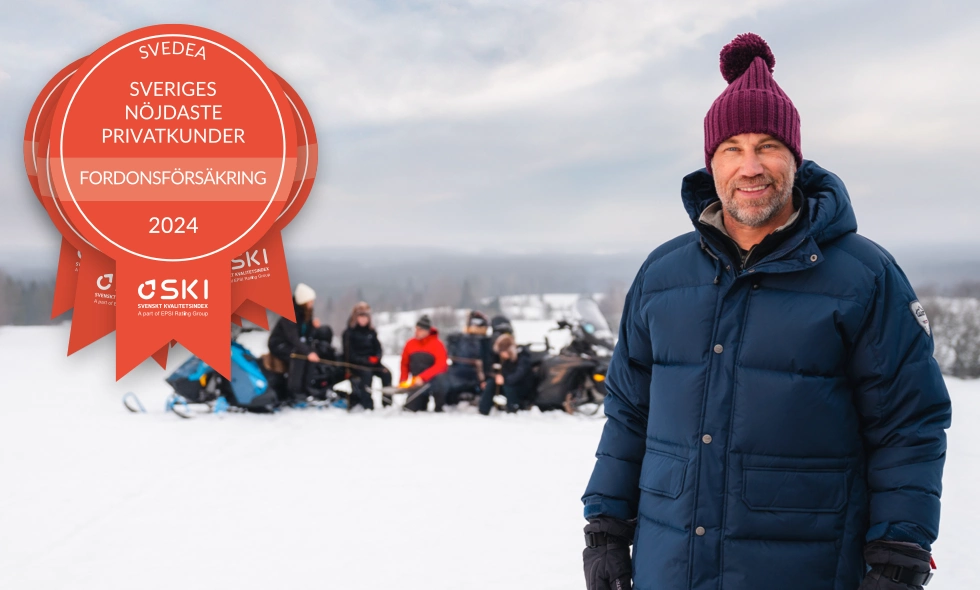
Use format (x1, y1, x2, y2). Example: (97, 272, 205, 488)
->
(348, 301, 374, 329)
(681, 160, 857, 246)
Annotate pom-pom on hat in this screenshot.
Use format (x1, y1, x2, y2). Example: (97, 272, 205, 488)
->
(703, 33, 802, 172)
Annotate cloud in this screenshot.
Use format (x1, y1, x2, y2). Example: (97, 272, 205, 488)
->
(1, 0, 979, 258)
(275, 0, 789, 125)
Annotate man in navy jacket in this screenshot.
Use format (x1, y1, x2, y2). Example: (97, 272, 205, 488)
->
(582, 33, 951, 590)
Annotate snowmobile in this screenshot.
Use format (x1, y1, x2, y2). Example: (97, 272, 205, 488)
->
(528, 298, 615, 415)
(125, 326, 278, 418)
(123, 325, 340, 418)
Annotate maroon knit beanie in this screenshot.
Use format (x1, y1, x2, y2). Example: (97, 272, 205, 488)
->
(703, 33, 802, 173)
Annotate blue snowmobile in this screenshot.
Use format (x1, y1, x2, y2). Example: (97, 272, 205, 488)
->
(123, 327, 278, 418)
(165, 339, 279, 418)
(123, 325, 348, 418)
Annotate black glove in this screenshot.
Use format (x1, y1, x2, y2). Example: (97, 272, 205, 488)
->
(859, 541, 934, 589)
(583, 517, 634, 590)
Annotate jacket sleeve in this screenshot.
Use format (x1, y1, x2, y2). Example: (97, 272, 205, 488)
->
(400, 342, 411, 384)
(446, 333, 460, 358)
(269, 318, 309, 359)
(848, 260, 951, 550)
(417, 340, 448, 383)
(582, 266, 652, 521)
(372, 330, 383, 358)
(503, 350, 532, 386)
(482, 338, 494, 381)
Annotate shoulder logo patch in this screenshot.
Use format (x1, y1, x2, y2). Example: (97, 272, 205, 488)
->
(909, 300, 930, 336)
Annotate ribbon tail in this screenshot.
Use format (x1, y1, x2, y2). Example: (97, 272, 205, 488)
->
(151, 345, 169, 369)
(67, 246, 115, 355)
(52, 238, 79, 319)
(115, 259, 231, 380)
(230, 232, 294, 323)
(234, 300, 270, 329)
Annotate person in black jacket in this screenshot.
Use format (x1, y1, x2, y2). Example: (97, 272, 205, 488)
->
(267, 283, 336, 402)
(429, 310, 493, 409)
(342, 302, 392, 410)
(488, 314, 514, 372)
(479, 333, 534, 415)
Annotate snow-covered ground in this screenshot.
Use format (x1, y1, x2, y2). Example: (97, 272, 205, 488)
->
(0, 325, 976, 589)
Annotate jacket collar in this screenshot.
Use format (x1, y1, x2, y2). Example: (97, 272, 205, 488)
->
(681, 160, 857, 275)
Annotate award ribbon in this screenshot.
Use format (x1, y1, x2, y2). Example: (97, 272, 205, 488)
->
(231, 73, 318, 328)
(50, 25, 296, 378)
(23, 58, 86, 319)
(34, 70, 169, 367)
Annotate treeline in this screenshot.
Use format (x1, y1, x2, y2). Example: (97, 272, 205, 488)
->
(923, 296, 980, 378)
(0, 270, 62, 325)
(283, 250, 644, 331)
(312, 277, 628, 336)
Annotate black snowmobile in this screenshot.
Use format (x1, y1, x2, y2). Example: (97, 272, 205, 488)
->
(528, 298, 615, 415)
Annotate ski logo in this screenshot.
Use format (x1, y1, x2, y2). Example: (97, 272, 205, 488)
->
(231, 248, 268, 270)
(138, 279, 210, 301)
(96, 274, 113, 291)
(909, 300, 930, 336)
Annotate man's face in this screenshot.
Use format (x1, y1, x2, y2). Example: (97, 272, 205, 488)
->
(356, 314, 369, 327)
(711, 133, 796, 228)
(415, 326, 430, 340)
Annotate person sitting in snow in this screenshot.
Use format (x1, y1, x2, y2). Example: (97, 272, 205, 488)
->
(400, 315, 449, 412)
(427, 310, 493, 410)
(266, 283, 337, 403)
(478, 333, 534, 415)
(342, 301, 392, 410)
(487, 314, 514, 375)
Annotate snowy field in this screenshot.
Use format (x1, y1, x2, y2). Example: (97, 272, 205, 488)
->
(0, 324, 977, 589)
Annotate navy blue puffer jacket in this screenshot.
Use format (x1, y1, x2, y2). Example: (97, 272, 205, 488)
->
(582, 161, 951, 590)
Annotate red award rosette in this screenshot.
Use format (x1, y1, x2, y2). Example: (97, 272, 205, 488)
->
(33, 65, 169, 368)
(231, 73, 318, 329)
(49, 25, 297, 378)
(24, 57, 86, 320)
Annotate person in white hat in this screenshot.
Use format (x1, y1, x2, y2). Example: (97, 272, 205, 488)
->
(266, 283, 330, 401)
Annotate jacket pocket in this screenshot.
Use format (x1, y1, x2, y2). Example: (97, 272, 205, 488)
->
(638, 450, 687, 499)
(742, 468, 847, 513)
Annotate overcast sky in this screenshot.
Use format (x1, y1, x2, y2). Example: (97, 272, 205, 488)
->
(2, 0, 978, 257)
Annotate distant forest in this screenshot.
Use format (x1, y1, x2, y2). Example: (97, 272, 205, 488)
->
(0, 251, 641, 330)
(0, 269, 62, 325)
(4, 248, 980, 337)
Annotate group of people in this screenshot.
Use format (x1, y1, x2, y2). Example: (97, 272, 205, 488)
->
(262, 282, 536, 415)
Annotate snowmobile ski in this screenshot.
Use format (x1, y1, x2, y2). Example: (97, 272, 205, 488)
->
(166, 393, 194, 419)
(122, 392, 146, 413)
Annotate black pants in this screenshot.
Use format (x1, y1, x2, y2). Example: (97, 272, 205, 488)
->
(478, 379, 534, 415)
(349, 364, 392, 409)
(267, 371, 290, 402)
(405, 372, 481, 412)
(283, 357, 342, 402)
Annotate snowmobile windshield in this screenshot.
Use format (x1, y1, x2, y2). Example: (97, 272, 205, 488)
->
(575, 298, 612, 338)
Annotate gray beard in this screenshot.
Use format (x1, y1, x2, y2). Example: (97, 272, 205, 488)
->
(715, 173, 795, 228)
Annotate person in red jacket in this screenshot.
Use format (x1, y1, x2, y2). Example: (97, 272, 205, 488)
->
(400, 315, 449, 412)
